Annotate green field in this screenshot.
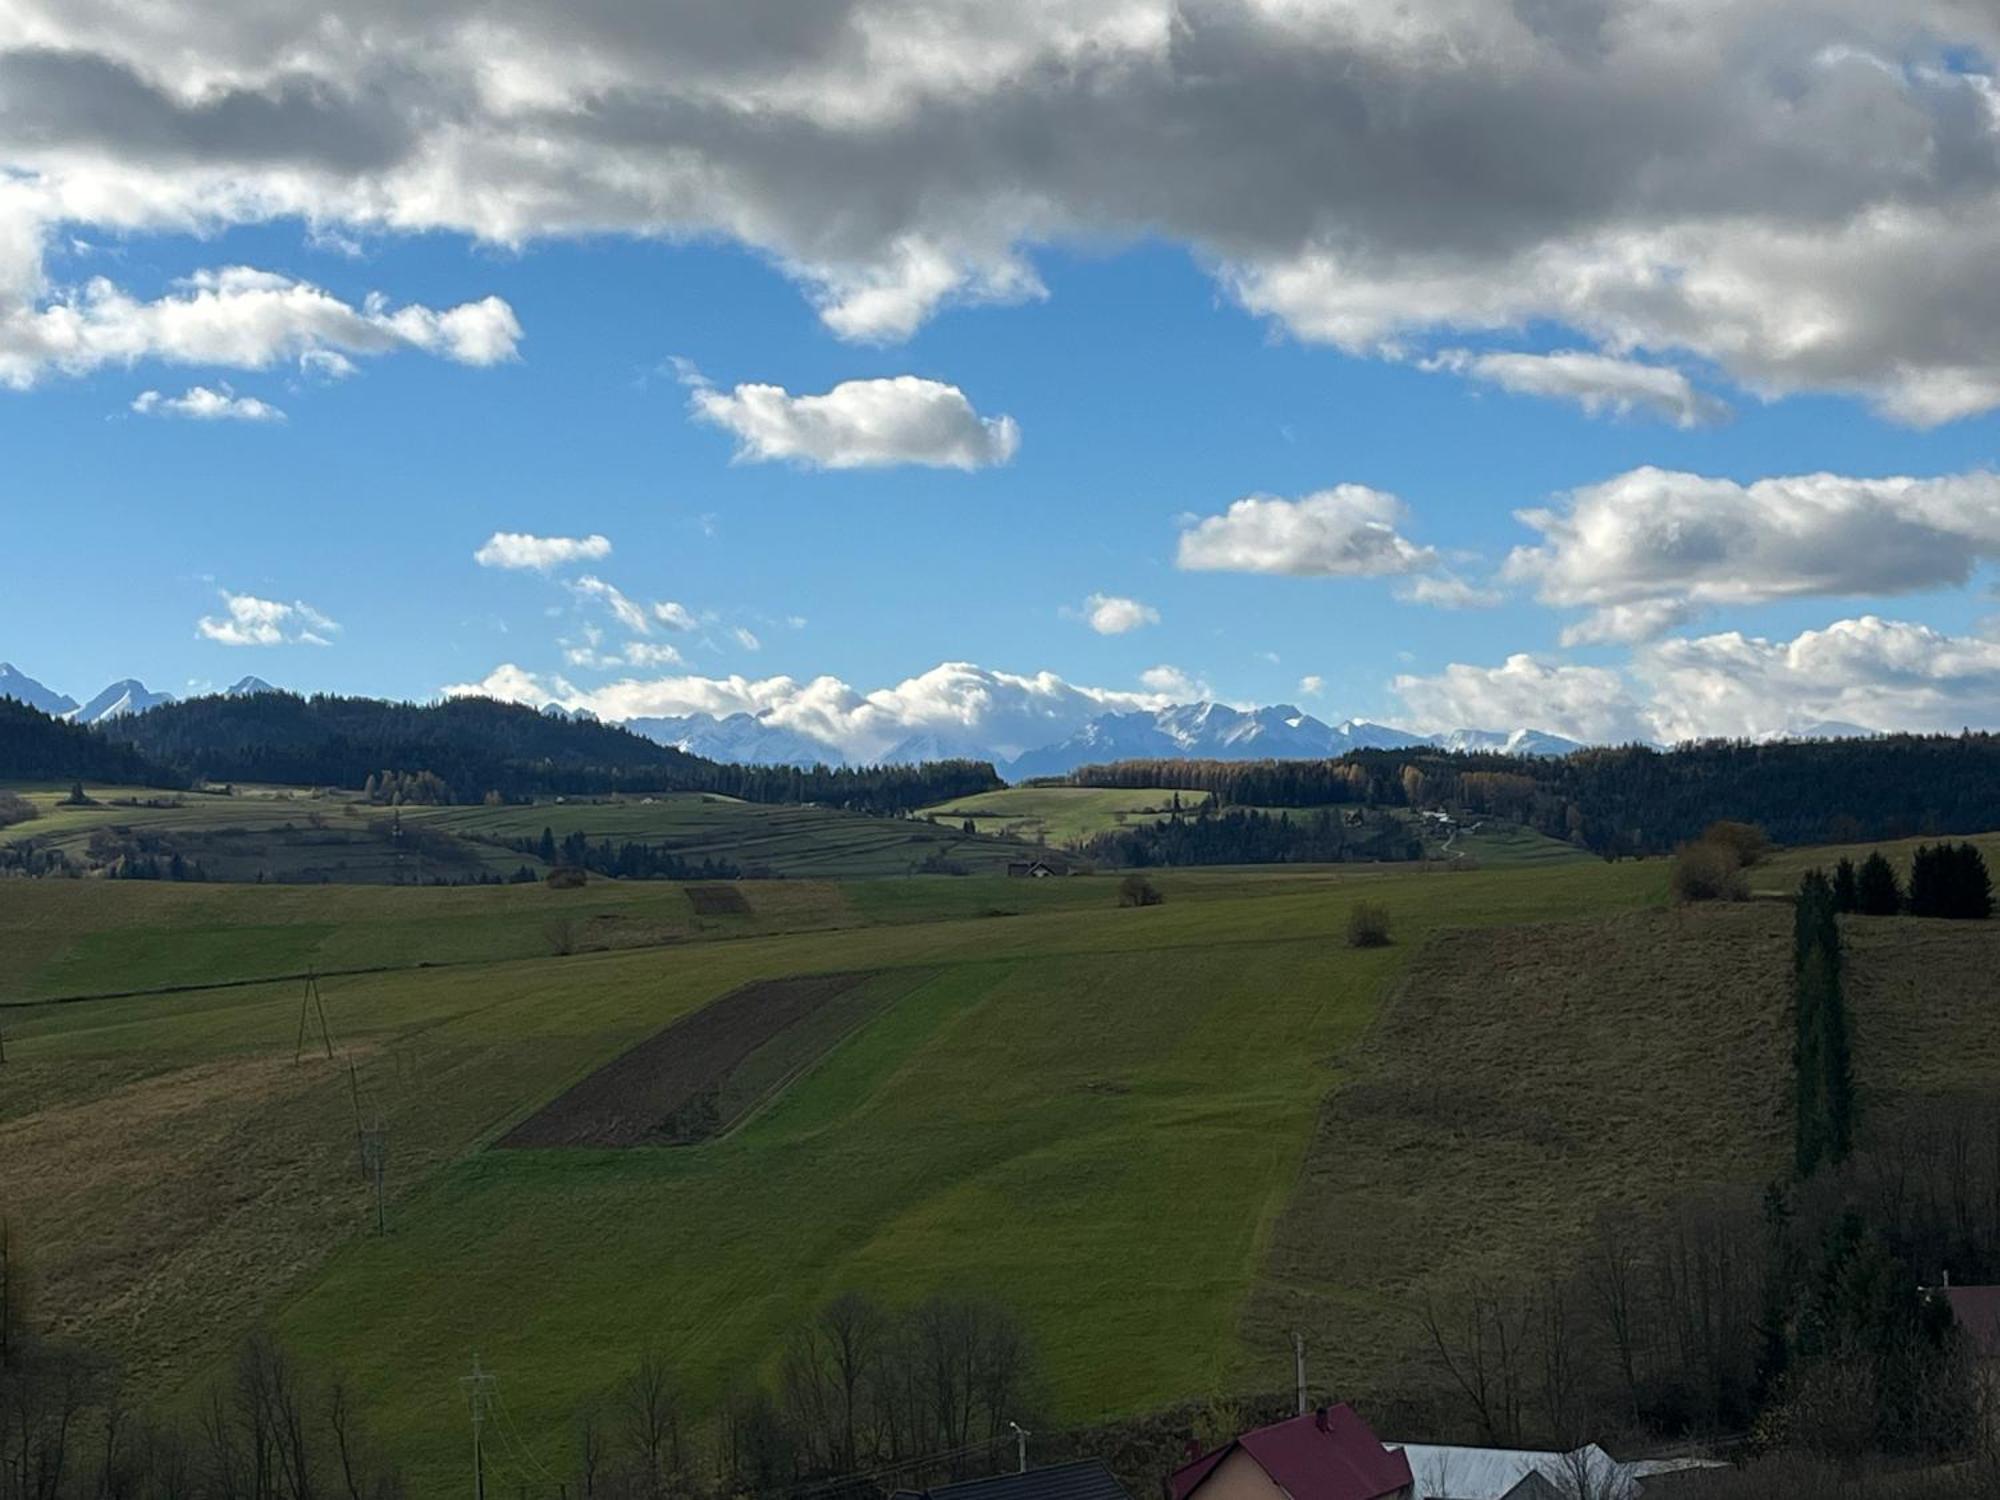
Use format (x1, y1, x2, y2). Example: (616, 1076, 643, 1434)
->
(2, 784, 1049, 883)
(919, 785, 1213, 847)
(11, 821, 2000, 1494)
(5, 856, 1669, 1490)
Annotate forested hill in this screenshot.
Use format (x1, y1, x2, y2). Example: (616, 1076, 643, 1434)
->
(0, 696, 175, 785)
(89, 692, 1000, 811)
(1060, 734, 2000, 855)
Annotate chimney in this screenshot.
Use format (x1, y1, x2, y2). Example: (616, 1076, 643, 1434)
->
(1314, 1406, 1329, 1433)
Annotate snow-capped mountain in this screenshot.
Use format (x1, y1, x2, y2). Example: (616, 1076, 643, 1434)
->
(0, 662, 78, 717)
(68, 679, 175, 725)
(627, 712, 840, 767)
(1000, 703, 1428, 779)
(224, 675, 279, 697)
(1426, 726, 1585, 758)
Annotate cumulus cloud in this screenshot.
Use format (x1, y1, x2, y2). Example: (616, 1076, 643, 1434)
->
(9, 5, 1996, 413)
(1138, 664, 1207, 699)
(1, 266, 520, 388)
(1298, 674, 1325, 697)
(196, 590, 337, 647)
(1422, 349, 1729, 428)
(689, 376, 1019, 469)
(1636, 616, 2000, 743)
(131, 383, 283, 421)
(1508, 467, 2000, 641)
(1177, 486, 1435, 578)
(1392, 653, 1654, 745)
(653, 601, 698, 631)
(1074, 593, 1159, 634)
(443, 659, 1180, 762)
(1394, 615, 2000, 745)
(473, 531, 612, 570)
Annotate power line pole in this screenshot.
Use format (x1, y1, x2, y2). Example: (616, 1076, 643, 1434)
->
(295, 968, 334, 1064)
(1293, 1331, 1308, 1416)
(462, 1354, 498, 1500)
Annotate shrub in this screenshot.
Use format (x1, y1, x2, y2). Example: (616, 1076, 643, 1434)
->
(0, 791, 36, 829)
(1701, 820, 1771, 867)
(1117, 873, 1163, 907)
(1671, 839, 1749, 903)
(545, 865, 588, 889)
(1347, 901, 1392, 948)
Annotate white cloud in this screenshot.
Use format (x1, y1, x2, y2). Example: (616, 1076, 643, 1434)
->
(733, 626, 762, 652)
(0, 267, 520, 389)
(1177, 486, 1435, 577)
(474, 532, 613, 571)
(1298, 674, 1325, 697)
(1508, 467, 2000, 641)
(1636, 616, 2000, 743)
(653, 601, 698, 631)
(443, 659, 1181, 762)
(569, 575, 653, 634)
(196, 590, 338, 647)
(1422, 349, 1729, 428)
(689, 376, 1019, 470)
(131, 383, 283, 421)
(1076, 593, 1159, 634)
(1394, 614, 2000, 745)
(1392, 654, 1654, 745)
(1395, 573, 1503, 610)
(1139, 664, 1207, 699)
(4, 5, 2000, 416)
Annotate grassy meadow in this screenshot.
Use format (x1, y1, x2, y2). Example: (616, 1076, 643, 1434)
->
(10, 801, 2000, 1493)
(917, 785, 1214, 846)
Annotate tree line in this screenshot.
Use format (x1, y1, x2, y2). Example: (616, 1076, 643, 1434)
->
(1062, 735, 2000, 858)
(1080, 804, 1422, 867)
(513, 828, 745, 882)
(0, 693, 1001, 814)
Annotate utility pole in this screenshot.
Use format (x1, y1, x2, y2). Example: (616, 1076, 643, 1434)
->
(1009, 1422, 1030, 1475)
(1293, 1331, 1308, 1416)
(295, 969, 334, 1064)
(462, 1354, 498, 1500)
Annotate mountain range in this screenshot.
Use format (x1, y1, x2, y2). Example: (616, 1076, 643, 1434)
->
(0, 665, 277, 727)
(34, 660, 1883, 776)
(625, 698, 1587, 775)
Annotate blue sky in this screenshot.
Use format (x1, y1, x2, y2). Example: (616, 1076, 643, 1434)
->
(6, 3, 2000, 756)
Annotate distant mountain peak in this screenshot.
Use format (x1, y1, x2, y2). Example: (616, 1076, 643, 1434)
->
(70, 678, 174, 725)
(225, 675, 278, 697)
(0, 662, 79, 717)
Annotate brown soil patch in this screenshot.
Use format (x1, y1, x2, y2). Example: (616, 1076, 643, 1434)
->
(495, 971, 879, 1148)
(685, 884, 751, 917)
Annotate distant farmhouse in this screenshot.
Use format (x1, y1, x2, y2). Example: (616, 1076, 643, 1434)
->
(1007, 856, 1067, 878)
(1169, 1408, 1720, 1500)
(1171, 1407, 1413, 1500)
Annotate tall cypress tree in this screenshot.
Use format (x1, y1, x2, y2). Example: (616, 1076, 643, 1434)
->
(1793, 871, 1853, 1177)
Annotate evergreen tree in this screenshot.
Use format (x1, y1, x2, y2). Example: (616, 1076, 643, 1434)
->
(1855, 850, 1902, 915)
(1909, 841, 1994, 920)
(538, 825, 558, 865)
(1831, 856, 1858, 913)
(1792, 871, 1853, 1178)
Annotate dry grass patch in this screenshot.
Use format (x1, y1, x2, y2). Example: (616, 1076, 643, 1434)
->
(1245, 903, 1795, 1410)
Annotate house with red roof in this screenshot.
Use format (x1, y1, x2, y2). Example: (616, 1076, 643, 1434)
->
(1169, 1407, 1413, 1500)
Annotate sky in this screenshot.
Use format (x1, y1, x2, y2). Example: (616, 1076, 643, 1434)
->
(5, 1, 2000, 759)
